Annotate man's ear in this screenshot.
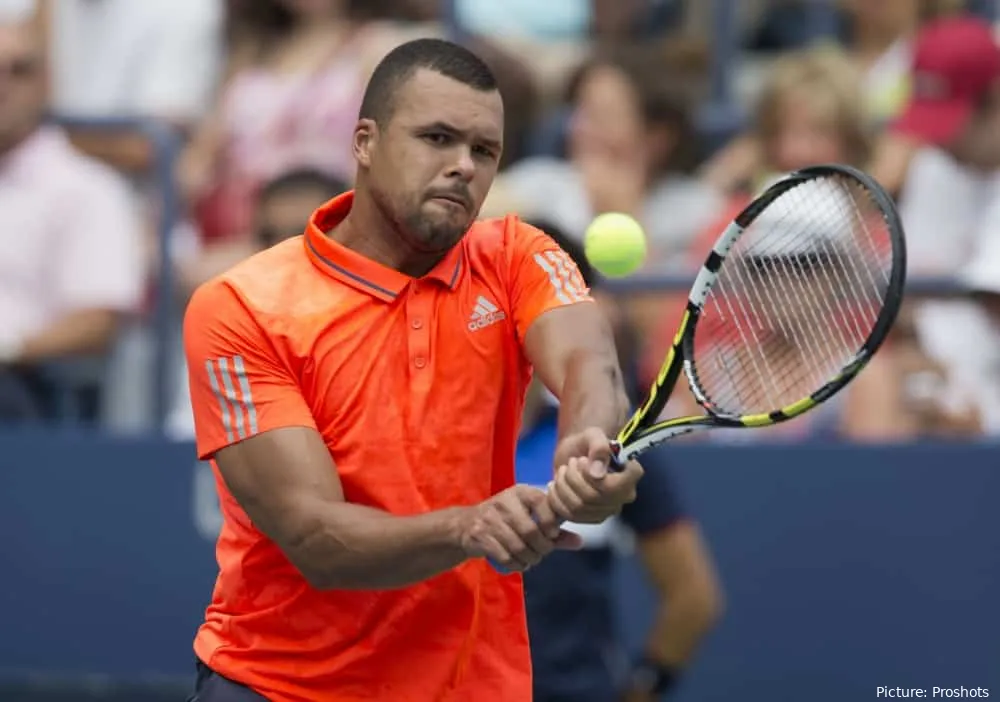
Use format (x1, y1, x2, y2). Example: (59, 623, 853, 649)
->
(353, 118, 378, 168)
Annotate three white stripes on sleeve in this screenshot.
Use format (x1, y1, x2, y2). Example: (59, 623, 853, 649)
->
(532, 251, 589, 305)
(206, 355, 259, 442)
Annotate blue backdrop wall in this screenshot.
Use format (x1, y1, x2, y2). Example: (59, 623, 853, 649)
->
(0, 430, 997, 701)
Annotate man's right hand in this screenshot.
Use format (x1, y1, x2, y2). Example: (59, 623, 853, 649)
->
(459, 485, 583, 572)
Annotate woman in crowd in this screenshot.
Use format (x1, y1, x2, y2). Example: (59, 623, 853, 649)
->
(491, 43, 723, 271)
(174, 0, 413, 293)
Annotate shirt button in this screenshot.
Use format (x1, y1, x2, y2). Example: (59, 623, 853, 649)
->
(414, 357, 427, 369)
(411, 319, 423, 330)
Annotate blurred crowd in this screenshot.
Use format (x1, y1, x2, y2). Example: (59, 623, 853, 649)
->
(0, 0, 998, 443)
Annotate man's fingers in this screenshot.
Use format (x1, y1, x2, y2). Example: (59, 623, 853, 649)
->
(478, 533, 515, 569)
(486, 508, 541, 570)
(531, 493, 562, 539)
(554, 428, 614, 479)
(504, 501, 555, 559)
(498, 490, 558, 562)
(552, 460, 591, 513)
(508, 486, 560, 543)
(600, 460, 644, 501)
(548, 468, 577, 521)
(565, 459, 604, 501)
(583, 428, 611, 457)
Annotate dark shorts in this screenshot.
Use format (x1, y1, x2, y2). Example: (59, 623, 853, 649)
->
(187, 660, 270, 702)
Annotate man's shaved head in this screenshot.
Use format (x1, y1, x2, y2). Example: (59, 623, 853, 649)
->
(359, 38, 498, 125)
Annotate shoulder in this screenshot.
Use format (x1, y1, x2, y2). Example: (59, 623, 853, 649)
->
(464, 215, 558, 266)
(190, 237, 325, 323)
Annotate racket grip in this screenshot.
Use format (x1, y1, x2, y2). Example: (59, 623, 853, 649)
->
(489, 444, 624, 575)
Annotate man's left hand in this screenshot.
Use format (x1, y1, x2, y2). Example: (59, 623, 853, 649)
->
(548, 427, 643, 524)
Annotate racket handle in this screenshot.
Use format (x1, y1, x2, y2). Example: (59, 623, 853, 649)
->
(489, 446, 625, 574)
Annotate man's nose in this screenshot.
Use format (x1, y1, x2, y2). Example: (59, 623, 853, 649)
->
(445, 147, 476, 181)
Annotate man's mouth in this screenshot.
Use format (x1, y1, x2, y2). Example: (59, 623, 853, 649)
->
(428, 193, 468, 209)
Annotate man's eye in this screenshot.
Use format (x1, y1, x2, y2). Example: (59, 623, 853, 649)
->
(473, 145, 496, 159)
(423, 133, 448, 145)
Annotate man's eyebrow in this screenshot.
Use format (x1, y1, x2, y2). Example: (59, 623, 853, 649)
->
(417, 121, 502, 150)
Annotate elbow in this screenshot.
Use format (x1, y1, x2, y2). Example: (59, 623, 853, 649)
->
(282, 519, 356, 591)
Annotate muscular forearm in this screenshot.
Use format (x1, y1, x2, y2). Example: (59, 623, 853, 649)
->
(556, 349, 630, 440)
(287, 501, 470, 591)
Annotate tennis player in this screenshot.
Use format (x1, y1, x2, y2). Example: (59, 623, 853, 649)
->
(183, 38, 643, 702)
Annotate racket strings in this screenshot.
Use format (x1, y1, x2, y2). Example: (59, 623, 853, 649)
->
(692, 175, 892, 417)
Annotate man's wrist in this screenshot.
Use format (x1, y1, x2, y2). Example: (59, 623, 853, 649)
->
(628, 656, 679, 696)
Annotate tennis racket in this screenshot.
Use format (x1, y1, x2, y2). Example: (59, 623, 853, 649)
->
(492, 163, 906, 573)
(609, 163, 906, 459)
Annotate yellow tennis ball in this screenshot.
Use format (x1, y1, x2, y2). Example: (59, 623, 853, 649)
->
(584, 213, 647, 278)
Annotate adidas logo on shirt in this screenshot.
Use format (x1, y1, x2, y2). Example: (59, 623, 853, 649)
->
(468, 295, 506, 331)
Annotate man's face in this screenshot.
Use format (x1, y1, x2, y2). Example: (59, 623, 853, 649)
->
(357, 68, 504, 253)
(0, 24, 44, 151)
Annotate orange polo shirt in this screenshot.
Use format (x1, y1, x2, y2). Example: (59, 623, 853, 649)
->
(183, 191, 592, 702)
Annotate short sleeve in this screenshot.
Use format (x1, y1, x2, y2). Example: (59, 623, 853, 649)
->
(620, 446, 687, 535)
(183, 280, 318, 460)
(507, 220, 593, 341)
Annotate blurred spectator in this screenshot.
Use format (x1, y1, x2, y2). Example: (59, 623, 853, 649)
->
(705, 0, 924, 193)
(960, 229, 1000, 433)
(167, 167, 347, 438)
(40, 0, 225, 173)
(520, 222, 722, 702)
(253, 168, 348, 248)
(842, 0, 919, 125)
(867, 14, 1000, 437)
(841, 303, 983, 440)
(0, 18, 143, 422)
(689, 45, 870, 258)
(888, 14, 1000, 273)
(175, 0, 420, 290)
(452, 0, 593, 40)
(451, 0, 681, 41)
(48, 0, 223, 123)
(490, 44, 722, 269)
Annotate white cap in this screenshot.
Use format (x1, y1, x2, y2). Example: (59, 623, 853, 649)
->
(741, 175, 857, 259)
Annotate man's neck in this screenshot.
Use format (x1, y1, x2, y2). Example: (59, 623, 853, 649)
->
(329, 189, 444, 278)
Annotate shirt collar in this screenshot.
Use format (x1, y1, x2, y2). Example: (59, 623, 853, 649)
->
(304, 190, 466, 302)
